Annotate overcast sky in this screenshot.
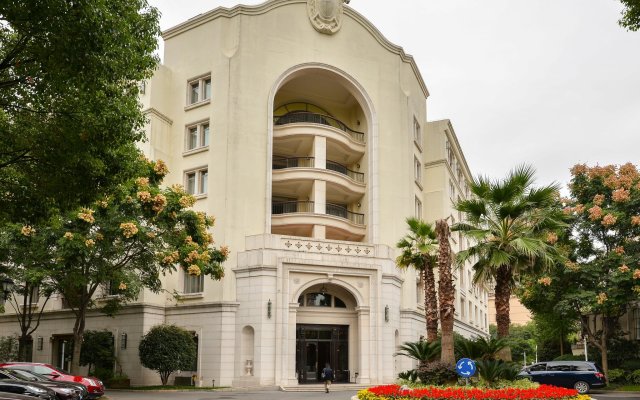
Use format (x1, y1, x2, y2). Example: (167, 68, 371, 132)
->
(149, 0, 640, 191)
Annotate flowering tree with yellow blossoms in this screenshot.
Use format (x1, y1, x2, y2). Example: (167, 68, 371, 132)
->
(523, 163, 640, 375)
(6, 158, 227, 373)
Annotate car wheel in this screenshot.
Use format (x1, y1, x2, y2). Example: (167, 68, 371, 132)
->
(574, 381, 590, 394)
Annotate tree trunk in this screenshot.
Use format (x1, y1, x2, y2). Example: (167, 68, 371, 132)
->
(18, 335, 31, 362)
(70, 310, 86, 374)
(424, 266, 439, 342)
(600, 317, 610, 376)
(494, 265, 512, 361)
(436, 220, 455, 365)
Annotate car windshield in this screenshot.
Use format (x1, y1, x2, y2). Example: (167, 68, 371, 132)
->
(8, 370, 42, 382)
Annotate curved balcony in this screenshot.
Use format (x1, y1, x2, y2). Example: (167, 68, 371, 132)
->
(274, 111, 365, 144)
(271, 201, 365, 241)
(272, 157, 365, 200)
(326, 160, 364, 183)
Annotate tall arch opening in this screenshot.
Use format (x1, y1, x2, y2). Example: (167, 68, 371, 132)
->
(269, 65, 376, 243)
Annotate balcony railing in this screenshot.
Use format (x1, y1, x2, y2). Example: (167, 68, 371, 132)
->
(273, 156, 315, 169)
(326, 203, 365, 225)
(326, 160, 364, 183)
(272, 201, 365, 225)
(272, 201, 315, 215)
(274, 111, 365, 144)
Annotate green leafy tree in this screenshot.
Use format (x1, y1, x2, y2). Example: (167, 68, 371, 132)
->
(17, 159, 227, 373)
(138, 325, 196, 385)
(526, 163, 640, 374)
(454, 165, 563, 360)
(396, 218, 439, 342)
(619, 0, 640, 31)
(80, 330, 115, 379)
(0, 0, 160, 224)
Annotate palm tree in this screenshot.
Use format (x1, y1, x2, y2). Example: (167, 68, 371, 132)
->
(396, 339, 441, 368)
(396, 218, 439, 342)
(453, 165, 563, 360)
(436, 219, 455, 364)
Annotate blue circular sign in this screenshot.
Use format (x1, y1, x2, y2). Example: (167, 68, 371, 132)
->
(456, 358, 477, 377)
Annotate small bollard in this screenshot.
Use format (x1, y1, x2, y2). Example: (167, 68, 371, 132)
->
(212, 379, 215, 388)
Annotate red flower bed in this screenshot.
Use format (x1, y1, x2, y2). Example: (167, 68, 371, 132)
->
(364, 384, 579, 400)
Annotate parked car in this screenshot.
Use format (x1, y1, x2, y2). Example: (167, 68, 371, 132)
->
(0, 365, 102, 399)
(518, 361, 606, 394)
(0, 380, 56, 400)
(0, 369, 84, 400)
(0, 393, 42, 400)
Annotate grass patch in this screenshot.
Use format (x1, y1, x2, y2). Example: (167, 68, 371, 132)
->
(616, 385, 640, 391)
(126, 385, 228, 391)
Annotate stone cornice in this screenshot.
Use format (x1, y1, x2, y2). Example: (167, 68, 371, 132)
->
(161, 0, 429, 98)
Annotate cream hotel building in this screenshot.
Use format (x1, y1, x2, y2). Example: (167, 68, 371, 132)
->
(0, 0, 489, 388)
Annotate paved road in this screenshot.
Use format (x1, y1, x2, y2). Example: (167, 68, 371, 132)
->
(106, 389, 358, 400)
(590, 391, 640, 400)
(105, 389, 640, 400)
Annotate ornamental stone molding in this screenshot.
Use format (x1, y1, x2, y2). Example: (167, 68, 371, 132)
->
(307, 0, 350, 35)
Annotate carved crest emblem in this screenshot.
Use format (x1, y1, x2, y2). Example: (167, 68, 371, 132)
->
(307, 0, 347, 35)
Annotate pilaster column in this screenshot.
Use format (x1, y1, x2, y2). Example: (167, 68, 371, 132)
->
(286, 304, 299, 385)
(356, 306, 371, 384)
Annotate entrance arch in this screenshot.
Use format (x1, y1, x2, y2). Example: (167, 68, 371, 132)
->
(293, 282, 360, 384)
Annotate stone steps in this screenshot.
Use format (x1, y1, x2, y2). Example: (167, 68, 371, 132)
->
(280, 384, 369, 392)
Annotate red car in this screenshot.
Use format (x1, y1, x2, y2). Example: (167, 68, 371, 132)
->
(0, 363, 103, 399)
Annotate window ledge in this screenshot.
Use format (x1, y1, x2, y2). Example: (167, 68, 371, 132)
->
(415, 180, 423, 191)
(183, 146, 209, 157)
(178, 292, 204, 300)
(193, 193, 208, 200)
(184, 99, 211, 111)
(96, 295, 123, 302)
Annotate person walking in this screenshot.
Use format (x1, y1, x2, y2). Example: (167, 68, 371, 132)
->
(321, 363, 334, 393)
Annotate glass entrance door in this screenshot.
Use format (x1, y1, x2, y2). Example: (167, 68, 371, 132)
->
(296, 324, 349, 383)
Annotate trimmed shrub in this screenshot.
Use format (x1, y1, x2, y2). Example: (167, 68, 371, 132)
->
(397, 369, 418, 383)
(607, 368, 625, 383)
(417, 361, 457, 385)
(138, 324, 196, 385)
(476, 360, 520, 386)
(630, 369, 640, 385)
(0, 336, 18, 363)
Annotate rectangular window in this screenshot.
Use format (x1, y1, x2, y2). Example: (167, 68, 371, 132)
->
(187, 75, 211, 105)
(413, 118, 422, 149)
(415, 197, 422, 219)
(185, 121, 211, 151)
(189, 82, 200, 104)
(29, 286, 40, 304)
(468, 300, 472, 323)
(186, 172, 196, 195)
(183, 270, 204, 294)
(449, 180, 456, 200)
(185, 168, 208, 196)
(460, 297, 465, 318)
(204, 79, 212, 100)
(414, 157, 422, 185)
(202, 124, 210, 146)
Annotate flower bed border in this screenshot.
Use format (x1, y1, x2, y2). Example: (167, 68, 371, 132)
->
(357, 384, 588, 400)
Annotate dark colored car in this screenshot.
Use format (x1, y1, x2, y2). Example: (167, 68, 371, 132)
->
(0, 393, 40, 400)
(0, 369, 84, 400)
(518, 361, 606, 394)
(0, 364, 102, 400)
(4, 370, 87, 400)
(0, 380, 56, 400)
